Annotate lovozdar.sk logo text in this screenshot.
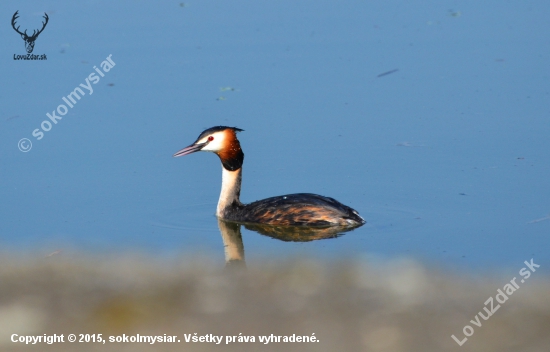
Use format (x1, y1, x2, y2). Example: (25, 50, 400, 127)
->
(12, 10, 48, 60)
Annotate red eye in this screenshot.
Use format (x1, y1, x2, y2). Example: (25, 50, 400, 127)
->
(208, 136, 214, 141)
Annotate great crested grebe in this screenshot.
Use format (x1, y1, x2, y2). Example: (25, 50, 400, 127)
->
(173, 126, 366, 227)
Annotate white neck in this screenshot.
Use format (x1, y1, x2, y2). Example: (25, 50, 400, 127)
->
(217, 166, 242, 218)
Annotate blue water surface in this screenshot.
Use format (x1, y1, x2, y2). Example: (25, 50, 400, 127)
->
(1, 0, 548, 269)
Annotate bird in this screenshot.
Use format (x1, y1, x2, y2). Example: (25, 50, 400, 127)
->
(173, 126, 365, 228)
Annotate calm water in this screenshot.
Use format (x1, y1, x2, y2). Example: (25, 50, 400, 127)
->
(1, 1, 548, 269)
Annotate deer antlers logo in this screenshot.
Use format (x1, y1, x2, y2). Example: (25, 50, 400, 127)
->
(11, 10, 49, 54)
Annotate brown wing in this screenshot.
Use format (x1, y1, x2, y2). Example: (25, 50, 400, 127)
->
(237, 193, 365, 227)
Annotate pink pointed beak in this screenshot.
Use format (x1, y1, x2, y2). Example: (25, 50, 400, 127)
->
(173, 142, 207, 157)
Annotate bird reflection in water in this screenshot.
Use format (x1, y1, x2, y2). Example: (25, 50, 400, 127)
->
(217, 219, 361, 268)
